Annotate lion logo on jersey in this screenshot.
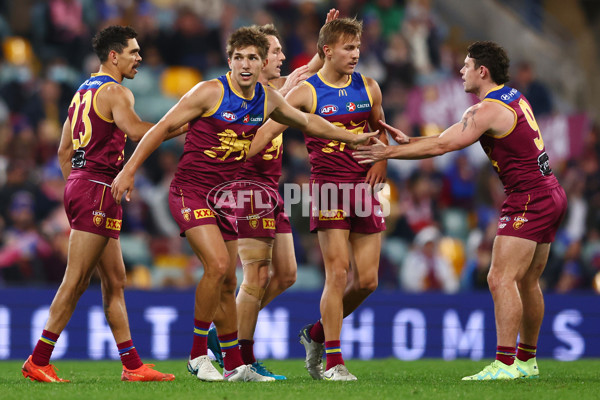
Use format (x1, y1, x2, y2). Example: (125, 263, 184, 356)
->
(92, 210, 106, 227)
(262, 134, 283, 161)
(248, 215, 259, 229)
(204, 129, 253, 161)
(513, 216, 528, 230)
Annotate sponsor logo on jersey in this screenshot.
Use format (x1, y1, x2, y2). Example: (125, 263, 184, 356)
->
(499, 223, 506, 229)
(106, 218, 122, 231)
(181, 207, 192, 222)
(194, 209, 215, 219)
(242, 114, 263, 124)
(513, 216, 528, 230)
(345, 101, 370, 112)
(222, 111, 237, 121)
(320, 105, 338, 115)
(263, 218, 276, 229)
(500, 88, 518, 101)
(318, 209, 346, 221)
(92, 210, 106, 227)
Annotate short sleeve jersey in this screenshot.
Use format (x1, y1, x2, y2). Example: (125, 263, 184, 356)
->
(479, 85, 558, 193)
(172, 72, 267, 190)
(302, 71, 373, 181)
(67, 73, 126, 184)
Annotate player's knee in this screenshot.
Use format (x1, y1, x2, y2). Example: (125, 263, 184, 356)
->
(325, 268, 348, 290)
(486, 269, 508, 293)
(356, 275, 378, 293)
(240, 283, 266, 301)
(204, 258, 230, 282)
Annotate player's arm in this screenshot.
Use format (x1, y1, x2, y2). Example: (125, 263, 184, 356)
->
(57, 118, 74, 180)
(354, 102, 497, 163)
(103, 84, 153, 142)
(364, 77, 388, 186)
(275, 9, 339, 96)
(248, 84, 312, 158)
(306, 8, 339, 74)
(111, 80, 222, 203)
(106, 85, 188, 142)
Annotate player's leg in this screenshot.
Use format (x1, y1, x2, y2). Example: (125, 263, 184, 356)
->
(317, 228, 359, 381)
(343, 232, 381, 317)
(96, 238, 175, 381)
(23, 229, 107, 382)
(237, 235, 289, 379)
(462, 235, 536, 381)
(184, 225, 233, 381)
(261, 232, 297, 309)
(515, 242, 550, 378)
(211, 238, 274, 382)
(237, 237, 273, 343)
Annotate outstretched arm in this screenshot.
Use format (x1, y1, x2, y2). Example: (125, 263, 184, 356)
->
(268, 88, 377, 144)
(111, 80, 221, 203)
(354, 102, 497, 163)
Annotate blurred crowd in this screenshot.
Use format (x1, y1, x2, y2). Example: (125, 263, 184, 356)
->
(0, 0, 598, 294)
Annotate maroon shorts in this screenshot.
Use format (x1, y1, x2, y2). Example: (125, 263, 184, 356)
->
(64, 178, 122, 239)
(168, 185, 237, 241)
(497, 184, 567, 243)
(235, 182, 292, 239)
(309, 179, 386, 234)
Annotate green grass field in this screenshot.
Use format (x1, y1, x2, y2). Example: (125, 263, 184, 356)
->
(1, 359, 598, 400)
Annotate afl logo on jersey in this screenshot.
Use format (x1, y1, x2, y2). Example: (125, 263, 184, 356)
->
(320, 105, 338, 115)
(222, 111, 237, 121)
(346, 102, 356, 112)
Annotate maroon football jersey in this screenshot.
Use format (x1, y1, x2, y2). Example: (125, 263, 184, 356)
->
(302, 72, 373, 181)
(172, 73, 267, 190)
(237, 134, 283, 187)
(479, 85, 559, 193)
(67, 73, 126, 184)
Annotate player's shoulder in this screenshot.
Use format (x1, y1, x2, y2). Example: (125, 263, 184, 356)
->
(97, 81, 134, 107)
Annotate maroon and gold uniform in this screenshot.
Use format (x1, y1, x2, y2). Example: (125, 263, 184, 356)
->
(64, 73, 125, 239)
(168, 73, 267, 240)
(302, 71, 385, 233)
(480, 85, 567, 242)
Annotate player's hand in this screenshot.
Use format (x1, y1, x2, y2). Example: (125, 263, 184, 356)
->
(111, 170, 135, 204)
(280, 65, 309, 96)
(379, 120, 410, 144)
(365, 159, 387, 187)
(325, 8, 340, 24)
(353, 137, 389, 164)
(346, 130, 379, 149)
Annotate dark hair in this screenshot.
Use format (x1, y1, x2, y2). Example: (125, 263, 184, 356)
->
(317, 18, 363, 59)
(226, 27, 269, 60)
(467, 41, 510, 85)
(92, 25, 138, 62)
(256, 23, 281, 45)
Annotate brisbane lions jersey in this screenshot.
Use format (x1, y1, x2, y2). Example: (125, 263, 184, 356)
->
(479, 85, 559, 193)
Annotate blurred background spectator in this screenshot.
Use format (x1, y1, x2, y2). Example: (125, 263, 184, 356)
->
(0, 0, 598, 295)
